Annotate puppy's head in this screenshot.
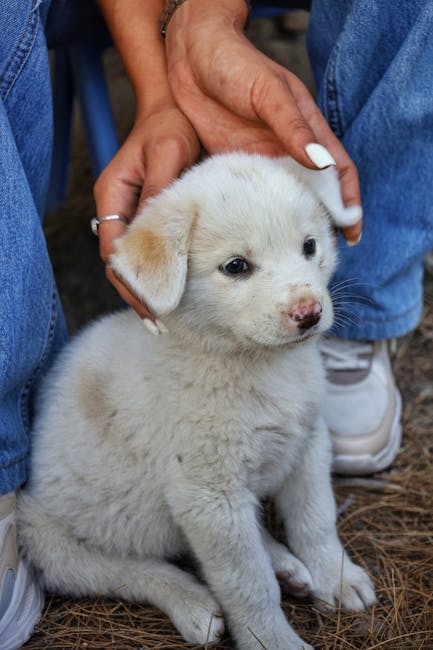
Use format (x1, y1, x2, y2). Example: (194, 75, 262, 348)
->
(111, 153, 338, 350)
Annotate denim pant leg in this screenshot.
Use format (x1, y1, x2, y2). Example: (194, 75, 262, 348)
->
(307, 1, 433, 340)
(0, 0, 68, 495)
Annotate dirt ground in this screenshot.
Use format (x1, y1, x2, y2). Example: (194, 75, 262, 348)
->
(24, 13, 433, 650)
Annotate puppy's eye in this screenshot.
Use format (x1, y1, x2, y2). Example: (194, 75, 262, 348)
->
(219, 257, 251, 276)
(303, 238, 316, 258)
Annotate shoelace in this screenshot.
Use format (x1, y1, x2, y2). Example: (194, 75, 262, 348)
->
(320, 339, 373, 372)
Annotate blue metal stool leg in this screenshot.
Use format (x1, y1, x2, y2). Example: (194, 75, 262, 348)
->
(69, 42, 119, 179)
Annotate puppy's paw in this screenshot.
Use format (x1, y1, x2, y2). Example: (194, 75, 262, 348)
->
(171, 586, 225, 645)
(265, 536, 313, 598)
(248, 632, 314, 650)
(312, 558, 376, 612)
(276, 559, 313, 598)
(237, 617, 314, 650)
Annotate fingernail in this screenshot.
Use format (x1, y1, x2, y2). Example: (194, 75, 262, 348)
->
(305, 143, 336, 169)
(143, 318, 160, 336)
(346, 232, 362, 247)
(155, 318, 169, 334)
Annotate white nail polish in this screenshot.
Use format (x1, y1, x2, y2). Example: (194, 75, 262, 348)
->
(155, 318, 169, 334)
(143, 318, 160, 336)
(346, 232, 362, 247)
(305, 143, 336, 169)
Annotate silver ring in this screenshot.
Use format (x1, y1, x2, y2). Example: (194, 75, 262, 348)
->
(91, 214, 130, 236)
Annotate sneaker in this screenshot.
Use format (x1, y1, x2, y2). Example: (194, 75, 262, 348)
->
(320, 338, 402, 475)
(0, 492, 44, 650)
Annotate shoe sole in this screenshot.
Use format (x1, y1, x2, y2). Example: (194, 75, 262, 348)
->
(332, 389, 403, 476)
(0, 560, 44, 650)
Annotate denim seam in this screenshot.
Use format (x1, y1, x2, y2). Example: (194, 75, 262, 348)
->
(0, 453, 29, 472)
(0, 0, 40, 102)
(19, 287, 58, 434)
(323, 38, 344, 139)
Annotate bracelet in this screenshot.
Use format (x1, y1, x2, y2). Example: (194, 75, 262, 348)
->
(159, 0, 251, 37)
(159, 0, 187, 36)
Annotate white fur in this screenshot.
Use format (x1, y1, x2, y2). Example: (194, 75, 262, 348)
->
(18, 153, 375, 650)
(294, 162, 362, 228)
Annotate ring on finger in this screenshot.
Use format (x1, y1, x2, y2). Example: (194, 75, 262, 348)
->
(91, 214, 130, 236)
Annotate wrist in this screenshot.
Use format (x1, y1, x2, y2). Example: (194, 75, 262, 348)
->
(165, 0, 250, 37)
(134, 86, 182, 120)
(97, 0, 170, 105)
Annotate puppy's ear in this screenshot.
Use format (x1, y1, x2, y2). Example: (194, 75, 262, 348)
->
(278, 157, 361, 228)
(110, 199, 197, 315)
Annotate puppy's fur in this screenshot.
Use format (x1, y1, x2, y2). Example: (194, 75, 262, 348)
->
(18, 153, 375, 650)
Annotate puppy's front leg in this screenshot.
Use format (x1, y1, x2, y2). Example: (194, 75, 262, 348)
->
(275, 417, 376, 612)
(261, 529, 313, 598)
(168, 480, 313, 650)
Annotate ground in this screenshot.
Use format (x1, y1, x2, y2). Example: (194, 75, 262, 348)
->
(23, 13, 433, 650)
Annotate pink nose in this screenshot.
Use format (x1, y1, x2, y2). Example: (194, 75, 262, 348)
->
(289, 299, 322, 330)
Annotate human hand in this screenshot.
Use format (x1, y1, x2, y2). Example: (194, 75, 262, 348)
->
(165, 0, 362, 244)
(93, 103, 200, 323)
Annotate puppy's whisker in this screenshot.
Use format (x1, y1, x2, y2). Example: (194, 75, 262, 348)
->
(330, 278, 374, 290)
(331, 307, 362, 324)
(332, 296, 374, 307)
(329, 279, 361, 291)
(330, 314, 361, 329)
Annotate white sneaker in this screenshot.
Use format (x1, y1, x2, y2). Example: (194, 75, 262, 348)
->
(320, 338, 402, 475)
(0, 493, 44, 650)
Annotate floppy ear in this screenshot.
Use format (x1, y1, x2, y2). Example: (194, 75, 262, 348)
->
(110, 197, 197, 315)
(278, 157, 361, 228)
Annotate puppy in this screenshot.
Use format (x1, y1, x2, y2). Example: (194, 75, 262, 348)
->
(18, 153, 375, 650)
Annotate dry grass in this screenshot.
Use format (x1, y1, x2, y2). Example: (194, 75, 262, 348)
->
(24, 14, 433, 650)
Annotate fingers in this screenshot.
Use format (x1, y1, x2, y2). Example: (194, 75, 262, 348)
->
(166, 13, 362, 243)
(93, 155, 140, 263)
(250, 72, 321, 169)
(334, 166, 363, 245)
(93, 151, 155, 319)
(281, 71, 363, 243)
(94, 202, 154, 319)
(105, 266, 155, 321)
(93, 111, 200, 320)
(313, 142, 363, 244)
(138, 134, 198, 207)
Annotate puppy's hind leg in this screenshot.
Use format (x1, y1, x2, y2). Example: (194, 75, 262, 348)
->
(17, 495, 224, 645)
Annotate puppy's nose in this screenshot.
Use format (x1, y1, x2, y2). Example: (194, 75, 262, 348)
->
(289, 299, 322, 331)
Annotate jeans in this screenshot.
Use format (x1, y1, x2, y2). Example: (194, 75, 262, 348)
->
(0, 0, 103, 494)
(308, 0, 433, 340)
(0, 1, 432, 493)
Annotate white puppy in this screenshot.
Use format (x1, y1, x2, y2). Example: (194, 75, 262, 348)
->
(18, 153, 375, 650)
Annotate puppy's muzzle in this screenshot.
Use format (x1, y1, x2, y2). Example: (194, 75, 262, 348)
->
(288, 297, 322, 331)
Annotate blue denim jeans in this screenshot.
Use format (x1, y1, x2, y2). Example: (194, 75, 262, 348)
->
(1, 0, 432, 493)
(0, 0, 102, 494)
(307, 0, 433, 340)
